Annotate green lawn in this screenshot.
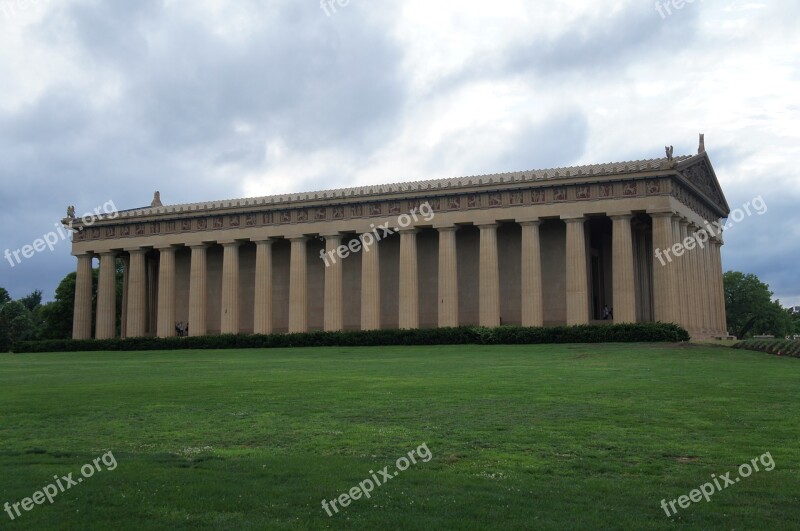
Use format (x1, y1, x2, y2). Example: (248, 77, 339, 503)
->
(0, 344, 798, 530)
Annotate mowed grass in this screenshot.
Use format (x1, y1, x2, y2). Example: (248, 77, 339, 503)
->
(0, 344, 798, 530)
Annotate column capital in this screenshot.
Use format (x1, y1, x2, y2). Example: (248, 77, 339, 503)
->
(398, 228, 420, 234)
(517, 218, 542, 227)
(253, 238, 275, 246)
(98, 250, 118, 257)
(188, 243, 210, 250)
(561, 215, 586, 223)
(319, 232, 342, 239)
(434, 225, 459, 232)
(476, 222, 500, 230)
(124, 247, 148, 255)
(607, 212, 634, 221)
(679, 218, 691, 227)
(648, 210, 676, 219)
(218, 240, 242, 247)
(154, 244, 179, 252)
(287, 235, 309, 242)
(72, 251, 96, 258)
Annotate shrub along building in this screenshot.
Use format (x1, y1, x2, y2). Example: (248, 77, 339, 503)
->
(66, 136, 730, 340)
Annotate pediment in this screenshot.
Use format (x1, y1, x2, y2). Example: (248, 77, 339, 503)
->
(676, 154, 730, 217)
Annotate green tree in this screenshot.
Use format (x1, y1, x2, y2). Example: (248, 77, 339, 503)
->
(724, 271, 790, 338)
(39, 274, 78, 340)
(19, 290, 43, 312)
(0, 287, 10, 305)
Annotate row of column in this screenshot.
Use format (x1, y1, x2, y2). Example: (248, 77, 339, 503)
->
(651, 213, 727, 337)
(72, 213, 725, 340)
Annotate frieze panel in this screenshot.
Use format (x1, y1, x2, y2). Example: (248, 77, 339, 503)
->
(623, 182, 638, 196)
(576, 186, 590, 201)
(553, 188, 567, 202)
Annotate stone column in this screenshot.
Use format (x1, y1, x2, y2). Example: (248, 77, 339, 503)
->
(651, 212, 677, 324)
(221, 241, 241, 335)
(72, 253, 94, 340)
(156, 246, 177, 338)
(713, 237, 728, 335)
(254, 240, 274, 335)
(361, 231, 381, 331)
(610, 214, 637, 324)
(437, 226, 459, 328)
(322, 234, 343, 332)
(120, 255, 129, 339)
(189, 244, 208, 337)
(126, 249, 147, 338)
(96, 252, 117, 340)
(689, 224, 707, 335)
(478, 223, 501, 327)
(564, 216, 589, 325)
(398, 229, 420, 329)
(519, 220, 544, 327)
(671, 217, 687, 330)
(701, 234, 716, 335)
(678, 220, 695, 335)
(289, 237, 308, 333)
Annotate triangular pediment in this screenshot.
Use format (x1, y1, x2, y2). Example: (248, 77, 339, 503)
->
(675, 153, 731, 217)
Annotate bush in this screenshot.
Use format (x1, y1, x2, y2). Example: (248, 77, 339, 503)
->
(11, 322, 690, 354)
(733, 338, 800, 358)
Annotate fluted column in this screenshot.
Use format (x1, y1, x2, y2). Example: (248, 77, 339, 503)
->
(72, 253, 94, 340)
(519, 220, 543, 327)
(651, 212, 677, 324)
(702, 235, 716, 335)
(689, 224, 707, 335)
(125, 249, 147, 338)
(156, 246, 177, 338)
(478, 223, 501, 327)
(713, 237, 728, 335)
(399, 229, 420, 329)
(671, 216, 687, 330)
(254, 240, 274, 335)
(189, 244, 208, 337)
(611, 214, 637, 324)
(96, 252, 117, 340)
(289, 237, 308, 333)
(361, 231, 381, 331)
(564, 216, 589, 325)
(221, 242, 241, 335)
(437, 226, 459, 328)
(120, 256, 129, 339)
(678, 220, 695, 335)
(321, 235, 343, 332)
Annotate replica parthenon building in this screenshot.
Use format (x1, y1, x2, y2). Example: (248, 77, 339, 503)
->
(67, 137, 730, 340)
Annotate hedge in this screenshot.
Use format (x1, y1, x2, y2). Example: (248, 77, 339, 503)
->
(9, 323, 689, 353)
(733, 338, 800, 358)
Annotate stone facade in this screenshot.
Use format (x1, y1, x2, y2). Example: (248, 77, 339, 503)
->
(67, 142, 731, 340)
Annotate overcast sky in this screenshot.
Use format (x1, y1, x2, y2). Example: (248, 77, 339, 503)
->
(0, 0, 798, 307)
